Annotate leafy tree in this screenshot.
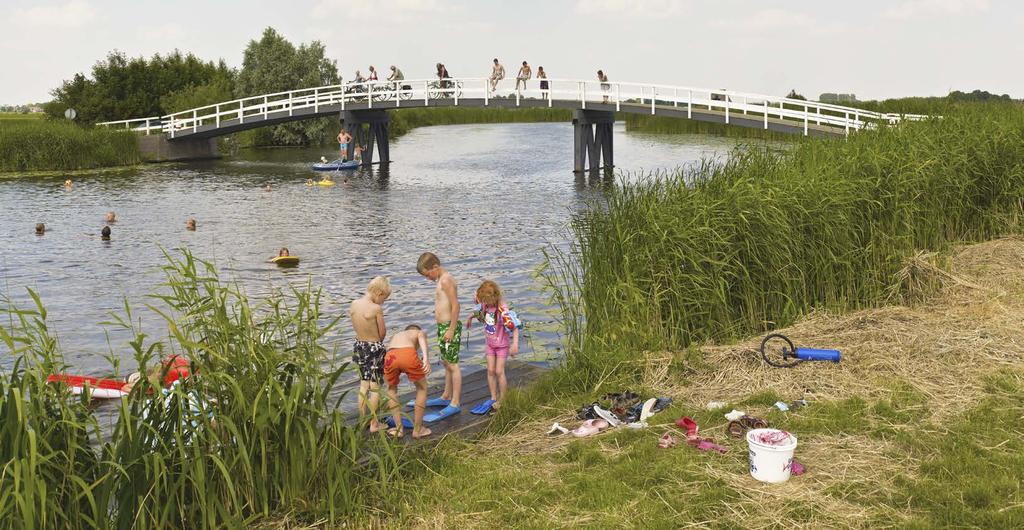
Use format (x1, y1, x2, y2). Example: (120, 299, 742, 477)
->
(46, 51, 235, 123)
(235, 28, 339, 145)
(161, 76, 235, 114)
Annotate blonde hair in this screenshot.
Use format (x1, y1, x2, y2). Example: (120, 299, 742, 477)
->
(476, 280, 502, 306)
(367, 276, 392, 299)
(417, 252, 440, 273)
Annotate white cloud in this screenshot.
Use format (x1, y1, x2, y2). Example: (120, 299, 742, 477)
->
(711, 8, 815, 31)
(574, 0, 688, 17)
(883, 0, 990, 20)
(313, 0, 447, 18)
(11, 1, 97, 28)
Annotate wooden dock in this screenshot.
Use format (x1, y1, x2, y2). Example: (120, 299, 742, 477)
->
(346, 360, 545, 439)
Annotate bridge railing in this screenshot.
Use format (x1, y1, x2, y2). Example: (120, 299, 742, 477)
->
(99, 78, 933, 138)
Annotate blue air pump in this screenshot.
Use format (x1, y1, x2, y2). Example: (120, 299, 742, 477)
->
(760, 333, 841, 368)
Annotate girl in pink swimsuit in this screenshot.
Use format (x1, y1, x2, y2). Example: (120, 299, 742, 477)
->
(466, 280, 520, 413)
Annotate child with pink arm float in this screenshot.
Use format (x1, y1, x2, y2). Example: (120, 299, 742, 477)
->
(466, 279, 521, 415)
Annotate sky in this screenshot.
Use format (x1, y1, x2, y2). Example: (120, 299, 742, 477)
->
(1, 0, 1022, 104)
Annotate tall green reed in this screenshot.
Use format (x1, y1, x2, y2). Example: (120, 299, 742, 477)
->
(0, 249, 400, 528)
(546, 104, 1024, 388)
(0, 120, 140, 172)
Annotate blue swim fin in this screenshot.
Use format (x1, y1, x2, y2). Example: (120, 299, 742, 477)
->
(470, 399, 496, 415)
(406, 397, 451, 409)
(423, 404, 462, 424)
(383, 416, 414, 429)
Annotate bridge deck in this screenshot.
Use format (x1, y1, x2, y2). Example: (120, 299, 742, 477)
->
(168, 97, 846, 140)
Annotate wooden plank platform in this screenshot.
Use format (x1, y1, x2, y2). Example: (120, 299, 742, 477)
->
(346, 360, 545, 440)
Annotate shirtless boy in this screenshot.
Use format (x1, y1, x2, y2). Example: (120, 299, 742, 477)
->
(349, 276, 392, 433)
(383, 325, 432, 438)
(416, 252, 462, 421)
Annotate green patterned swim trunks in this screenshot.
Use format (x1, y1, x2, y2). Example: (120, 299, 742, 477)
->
(437, 320, 463, 364)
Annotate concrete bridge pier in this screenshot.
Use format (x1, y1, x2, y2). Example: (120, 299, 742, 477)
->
(573, 110, 614, 173)
(342, 110, 390, 166)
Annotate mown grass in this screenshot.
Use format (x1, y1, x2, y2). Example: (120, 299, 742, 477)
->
(0, 249, 401, 528)
(0, 119, 140, 172)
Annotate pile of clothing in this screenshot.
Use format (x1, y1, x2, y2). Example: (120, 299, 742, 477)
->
(548, 391, 673, 437)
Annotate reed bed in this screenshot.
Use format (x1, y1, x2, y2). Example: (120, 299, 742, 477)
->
(546, 104, 1024, 387)
(0, 119, 140, 172)
(624, 113, 794, 139)
(0, 250, 399, 528)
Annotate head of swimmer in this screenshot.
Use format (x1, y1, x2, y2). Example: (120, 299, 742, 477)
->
(186, 218, 196, 231)
(279, 247, 289, 257)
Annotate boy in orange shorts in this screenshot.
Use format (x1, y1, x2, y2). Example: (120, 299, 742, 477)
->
(383, 325, 432, 438)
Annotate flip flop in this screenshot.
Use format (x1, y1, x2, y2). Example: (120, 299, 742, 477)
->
(382, 416, 414, 430)
(423, 404, 461, 424)
(547, 422, 569, 435)
(470, 399, 496, 415)
(571, 418, 609, 437)
(638, 398, 658, 422)
(593, 405, 621, 427)
(405, 397, 450, 409)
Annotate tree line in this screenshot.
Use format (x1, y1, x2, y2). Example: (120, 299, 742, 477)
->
(44, 28, 338, 145)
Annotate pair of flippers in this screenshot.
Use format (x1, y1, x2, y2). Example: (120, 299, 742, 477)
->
(402, 397, 496, 421)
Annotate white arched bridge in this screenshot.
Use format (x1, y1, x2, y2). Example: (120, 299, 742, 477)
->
(99, 77, 928, 172)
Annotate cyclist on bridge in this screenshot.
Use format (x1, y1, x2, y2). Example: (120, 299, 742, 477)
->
(388, 65, 404, 83)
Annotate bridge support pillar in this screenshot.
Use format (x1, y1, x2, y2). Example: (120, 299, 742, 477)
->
(342, 110, 390, 166)
(573, 110, 614, 173)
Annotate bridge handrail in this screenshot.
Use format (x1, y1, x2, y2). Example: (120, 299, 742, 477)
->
(98, 77, 934, 136)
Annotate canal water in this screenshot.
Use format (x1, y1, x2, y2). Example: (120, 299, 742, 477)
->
(1, 122, 744, 385)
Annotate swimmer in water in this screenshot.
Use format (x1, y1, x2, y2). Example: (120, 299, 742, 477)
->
(101, 226, 111, 240)
(64, 179, 73, 189)
(306, 179, 315, 186)
(35, 223, 45, 235)
(279, 247, 290, 257)
(185, 218, 196, 231)
(106, 211, 117, 223)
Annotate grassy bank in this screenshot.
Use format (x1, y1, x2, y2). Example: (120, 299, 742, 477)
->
(624, 113, 795, 139)
(0, 118, 140, 172)
(388, 107, 572, 137)
(0, 250, 399, 528)
(341, 103, 1024, 527)
(553, 104, 1024, 385)
(361, 238, 1024, 528)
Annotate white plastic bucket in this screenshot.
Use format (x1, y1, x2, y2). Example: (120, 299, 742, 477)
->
(746, 428, 798, 483)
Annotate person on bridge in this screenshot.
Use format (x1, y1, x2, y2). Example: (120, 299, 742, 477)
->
(388, 65, 404, 84)
(351, 70, 367, 85)
(537, 66, 549, 99)
(436, 63, 452, 90)
(515, 61, 532, 96)
(598, 70, 610, 103)
(489, 58, 505, 94)
(367, 66, 379, 83)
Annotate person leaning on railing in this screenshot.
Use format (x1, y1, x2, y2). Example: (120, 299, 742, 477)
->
(537, 66, 549, 99)
(597, 70, 610, 103)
